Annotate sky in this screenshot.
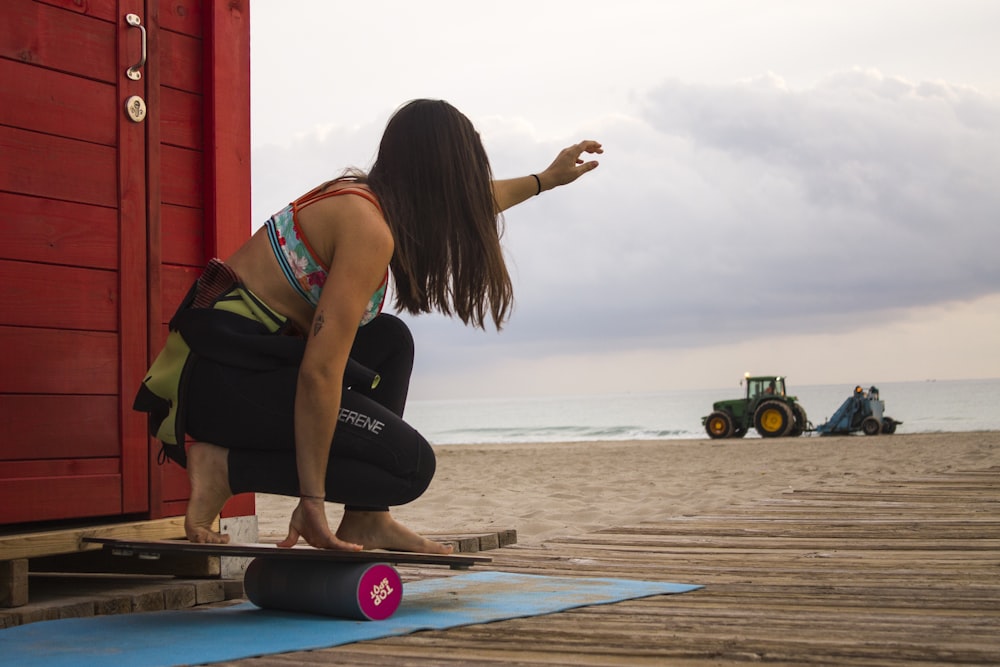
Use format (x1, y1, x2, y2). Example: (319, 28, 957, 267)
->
(248, 0, 1000, 400)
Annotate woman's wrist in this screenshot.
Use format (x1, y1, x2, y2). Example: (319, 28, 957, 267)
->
(530, 173, 543, 196)
(300, 494, 326, 502)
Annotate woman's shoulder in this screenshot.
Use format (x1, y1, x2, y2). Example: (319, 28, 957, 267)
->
(297, 182, 392, 259)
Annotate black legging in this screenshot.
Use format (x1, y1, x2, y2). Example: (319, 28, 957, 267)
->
(185, 314, 434, 511)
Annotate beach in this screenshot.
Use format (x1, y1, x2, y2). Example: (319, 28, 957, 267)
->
(255, 431, 1000, 546)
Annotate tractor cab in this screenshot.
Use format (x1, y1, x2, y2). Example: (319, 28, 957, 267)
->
(746, 375, 786, 400)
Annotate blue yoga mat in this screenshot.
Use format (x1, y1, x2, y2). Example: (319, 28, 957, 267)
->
(1, 571, 700, 666)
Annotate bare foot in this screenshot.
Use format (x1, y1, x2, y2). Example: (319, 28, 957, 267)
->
(335, 511, 454, 554)
(185, 442, 232, 544)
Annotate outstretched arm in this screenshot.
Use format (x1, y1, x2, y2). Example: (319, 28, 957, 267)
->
(493, 140, 603, 212)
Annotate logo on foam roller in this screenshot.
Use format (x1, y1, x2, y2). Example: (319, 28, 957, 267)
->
(370, 577, 395, 606)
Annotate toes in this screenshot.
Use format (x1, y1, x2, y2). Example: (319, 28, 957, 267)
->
(186, 526, 230, 544)
(424, 540, 454, 555)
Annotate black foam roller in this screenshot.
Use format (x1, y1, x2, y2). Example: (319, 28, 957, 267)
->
(243, 557, 402, 620)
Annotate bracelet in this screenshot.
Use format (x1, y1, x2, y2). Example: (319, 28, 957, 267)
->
(531, 173, 542, 196)
(300, 494, 325, 502)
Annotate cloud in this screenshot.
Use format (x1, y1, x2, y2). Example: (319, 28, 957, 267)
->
(251, 120, 386, 226)
(250, 69, 1000, 395)
(484, 69, 1000, 347)
(641, 69, 999, 302)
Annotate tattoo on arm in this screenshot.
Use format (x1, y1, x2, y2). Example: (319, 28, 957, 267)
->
(313, 311, 325, 337)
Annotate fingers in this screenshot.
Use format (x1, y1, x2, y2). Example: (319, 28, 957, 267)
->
(573, 139, 603, 156)
(278, 527, 361, 551)
(563, 140, 602, 165)
(561, 141, 602, 173)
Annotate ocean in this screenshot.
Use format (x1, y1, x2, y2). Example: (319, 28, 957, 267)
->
(405, 378, 1000, 445)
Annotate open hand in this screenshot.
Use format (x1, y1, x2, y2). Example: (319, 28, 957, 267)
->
(539, 140, 603, 190)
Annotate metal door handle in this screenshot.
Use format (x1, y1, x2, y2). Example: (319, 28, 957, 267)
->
(125, 14, 146, 80)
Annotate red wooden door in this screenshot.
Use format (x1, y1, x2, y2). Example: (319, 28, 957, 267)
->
(0, 0, 149, 524)
(0, 0, 251, 526)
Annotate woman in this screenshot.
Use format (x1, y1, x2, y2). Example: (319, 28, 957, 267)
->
(135, 99, 602, 552)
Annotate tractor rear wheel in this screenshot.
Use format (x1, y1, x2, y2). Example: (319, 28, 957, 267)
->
(754, 401, 793, 438)
(862, 416, 881, 436)
(789, 403, 808, 437)
(705, 411, 734, 439)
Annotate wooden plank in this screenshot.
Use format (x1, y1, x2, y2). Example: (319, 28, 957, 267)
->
(160, 27, 202, 93)
(34, 0, 116, 22)
(597, 518, 1000, 532)
(160, 458, 191, 503)
(0, 459, 118, 479)
(161, 86, 203, 150)
(162, 204, 206, 266)
(143, 0, 168, 519)
(0, 0, 115, 81)
(30, 550, 221, 578)
(83, 538, 491, 567)
(549, 532, 1000, 551)
(0, 260, 117, 331)
(204, 0, 251, 260)
(0, 126, 117, 207)
(161, 145, 204, 208)
(0, 517, 186, 561)
(0, 193, 117, 270)
(0, 326, 117, 394)
(209, 467, 1000, 667)
(0, 396, 118, 459)
(0, 57, 116, 146)
(0, 474, 121, 523)
(159, 500, 190, 518)
(160, 264, 201, 323)
(117, 0, 150, 515)
(159, 0, 204, 38)
(0, 559, 28, 607)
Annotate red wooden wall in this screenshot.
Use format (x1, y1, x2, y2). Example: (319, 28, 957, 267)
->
(0, 0, 253, 526)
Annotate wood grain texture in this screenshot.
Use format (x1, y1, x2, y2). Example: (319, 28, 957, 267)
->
(0, 126, 117, 207)
(0, 326, 117, 394)
(210, 468, 1000, 667)
(0, 0, 115, 81)
(0, 193, 117, 270)
(0, 260, 117, 331)
(0, 395, 119, 460)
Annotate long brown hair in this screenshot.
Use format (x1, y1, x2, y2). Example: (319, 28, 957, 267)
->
(364, 99, 513, 330)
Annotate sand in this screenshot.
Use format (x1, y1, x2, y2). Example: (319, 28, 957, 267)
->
(254, 431, 1000, 546)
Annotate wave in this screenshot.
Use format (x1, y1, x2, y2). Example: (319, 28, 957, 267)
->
(428, 424, 699, 445)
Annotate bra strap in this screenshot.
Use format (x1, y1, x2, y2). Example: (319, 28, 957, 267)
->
(295, 186, 382, 213)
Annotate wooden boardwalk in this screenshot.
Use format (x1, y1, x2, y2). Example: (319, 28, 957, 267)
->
(217, 467, 1000, 666)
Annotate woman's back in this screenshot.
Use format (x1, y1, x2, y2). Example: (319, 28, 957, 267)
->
(227, 183, 390, 334)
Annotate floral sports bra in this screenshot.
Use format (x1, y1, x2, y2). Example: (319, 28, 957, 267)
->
(263, 186, 388, 326)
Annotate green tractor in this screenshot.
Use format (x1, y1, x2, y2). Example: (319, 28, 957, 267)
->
(702, 375, 810, 439)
